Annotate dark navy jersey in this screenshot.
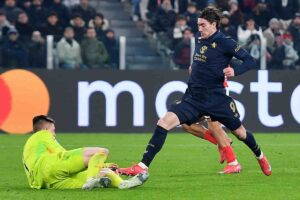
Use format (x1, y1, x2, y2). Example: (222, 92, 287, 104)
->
(188, 31, 255, 89)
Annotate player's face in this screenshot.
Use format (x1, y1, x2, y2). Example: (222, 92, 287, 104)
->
(46, 123, 56, 137)
(198, 18, 217, 39)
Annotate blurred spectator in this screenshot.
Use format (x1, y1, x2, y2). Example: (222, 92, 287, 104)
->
(173, 15, 189, 48)
(88, 13, 109, 41)
(173, 28, 193, 69)
(39, 12, 64, 43)
(288, 13, 300, 66)
(131, 0, 141, 21)
(281, 33, 299, 69)
(238, 0, 257, 15)
(272, 0, 299, 20)
(70, 14, 86, 43)
(1, 0, 23, 24)
(15, 11, 33, 45)
(216, 0, 230, 11)
(71, 0, 95, 23)
(28, 0, 48, 29)
(191, 0, 209, 10)
(63, 0, 80, 7)
(0, 11, 11, 42)
(48, 0, 70, 27)
(252, 0, 273, 29)
(227, 0, 243, 28)
(1, 28, 28, 68)
(17, 0, 31, 12)
(146, 0, 159, 15)
(263, 18, 284, 53)
(220, 11, 237, 40)
(103, 29, 119, 69)
(56, 27, 83, 69)
(244, 34, 261, 66)
(28, 31, 46, 68)
(150, 0, 176, 33)
(184, 2, 198, 34)
(238, 16, 263, 46)
(81, 27, 108, 68)
(177, 0, 189, 14)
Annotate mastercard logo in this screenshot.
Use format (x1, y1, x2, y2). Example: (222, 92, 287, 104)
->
(0, 69, 50, 134)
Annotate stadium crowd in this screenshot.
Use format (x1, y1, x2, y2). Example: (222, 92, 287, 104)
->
(139, 0, 300, 70)
(0, 0, 300, 70)
(0, 0, 118, 69)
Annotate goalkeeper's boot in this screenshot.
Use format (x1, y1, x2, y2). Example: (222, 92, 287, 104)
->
(257, 154, 272, 176)
(82, 177, 111, 190)
(118, 172, 149, 189)
(119, 164, 148, 176)
(219, 163, 242, 174)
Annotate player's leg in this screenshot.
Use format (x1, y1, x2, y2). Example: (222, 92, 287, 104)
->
(83, 147, 109, 167)
(210, 95, 271, 176)
(49, 148, 110, 189)
(208, 120, 241, 174)
(231, 125, 272, 176)
(119, 99, 201, 176)
(182, 122, 218, 145)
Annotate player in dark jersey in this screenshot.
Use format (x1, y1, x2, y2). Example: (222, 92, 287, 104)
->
(119, 7, 271, 177)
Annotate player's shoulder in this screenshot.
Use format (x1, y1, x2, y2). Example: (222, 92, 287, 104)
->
(216, 33, 239, 51)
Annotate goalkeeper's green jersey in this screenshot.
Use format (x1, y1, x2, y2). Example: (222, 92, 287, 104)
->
(22, 130, 66, 188)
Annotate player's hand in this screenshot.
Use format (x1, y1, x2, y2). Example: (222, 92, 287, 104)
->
(103, 163, 119, 169)
(188, 65, 192, 75)
(223, 66, 235, 77)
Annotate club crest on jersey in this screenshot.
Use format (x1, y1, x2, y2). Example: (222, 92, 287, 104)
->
(211, 42, 217, 48)
(200, 45, 208, 54)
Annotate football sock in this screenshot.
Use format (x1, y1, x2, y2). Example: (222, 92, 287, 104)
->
(86, 153, 107, 179)
(141, 125, 168, 167)
(203, 130, 218, 145)
(222, 146, 236, 164)
(241, 130, 262, 157)
(105, 170, 124, 188)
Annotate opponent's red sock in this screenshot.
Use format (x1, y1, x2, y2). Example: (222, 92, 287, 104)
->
(222, 146, 237, 164)
(203, 130, 217, 145)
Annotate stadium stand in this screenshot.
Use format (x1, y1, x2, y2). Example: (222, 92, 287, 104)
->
(0, 0, 299, 70)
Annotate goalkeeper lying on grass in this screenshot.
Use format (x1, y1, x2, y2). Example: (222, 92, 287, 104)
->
(22, 115, 148, 190)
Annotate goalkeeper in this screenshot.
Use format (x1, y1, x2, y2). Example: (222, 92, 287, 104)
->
(22, 115, 148, 190)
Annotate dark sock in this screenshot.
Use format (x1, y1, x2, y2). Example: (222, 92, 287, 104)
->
(241, 130, 262, 157)
(141, 125, 168, 167)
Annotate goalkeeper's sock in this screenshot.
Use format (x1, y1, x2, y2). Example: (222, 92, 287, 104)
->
(203, 130, 217, 145)
(141, 125, 168, 167)
(241, 130, 262, 157)
(86, 153, 107, 179)
(105, 170, 124, 188)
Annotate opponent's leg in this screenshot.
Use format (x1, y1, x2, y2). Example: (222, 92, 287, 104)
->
(207, 121, 241, 174)
(232, 125, 271, 176)
(182, 123, 218, 145)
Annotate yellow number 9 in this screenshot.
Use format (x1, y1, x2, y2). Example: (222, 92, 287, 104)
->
(230, 102, 236, 113)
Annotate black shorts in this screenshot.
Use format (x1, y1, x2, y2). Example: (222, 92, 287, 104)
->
(169, 88, 241, 131)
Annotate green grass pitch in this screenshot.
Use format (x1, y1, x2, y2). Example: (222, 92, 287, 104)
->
(1, 133, 300, 200)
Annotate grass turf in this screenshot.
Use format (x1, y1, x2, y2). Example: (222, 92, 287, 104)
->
(0, 133, 300, 200)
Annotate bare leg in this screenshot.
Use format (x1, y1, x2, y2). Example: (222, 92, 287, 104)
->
(83, 147, 109, 167)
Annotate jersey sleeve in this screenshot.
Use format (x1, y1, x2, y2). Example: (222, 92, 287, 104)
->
(39, 132, 66, 153)
(223, 38, 256, 76)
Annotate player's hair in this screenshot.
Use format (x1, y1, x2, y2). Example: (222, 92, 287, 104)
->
(199, 7, 222, 28)
(32, 115, 55, 133)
